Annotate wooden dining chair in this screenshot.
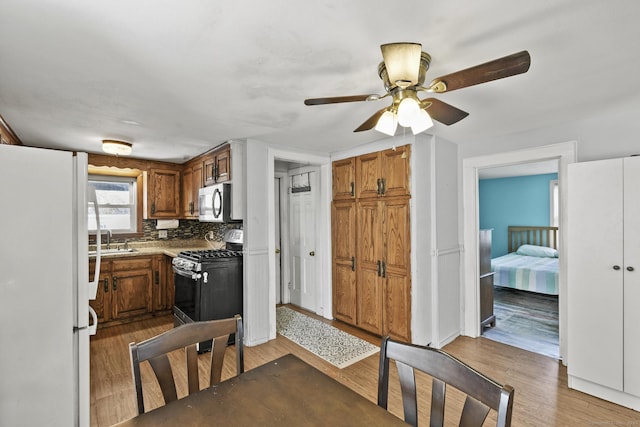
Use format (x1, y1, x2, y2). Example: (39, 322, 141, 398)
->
(129, 315, 244, 414)
(378, 336, 514, 427)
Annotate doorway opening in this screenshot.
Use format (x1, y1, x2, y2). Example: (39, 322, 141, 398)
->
(462, 141, 576, 362)
(274, 160, 320, 313)
(477, 160, 560, 358)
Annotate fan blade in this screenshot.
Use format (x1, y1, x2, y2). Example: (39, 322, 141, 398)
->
(304, 95, 374, 105)
(422, 98, 469, 125)
(354, 108, 388, 132)
(428, 50, 531, 93)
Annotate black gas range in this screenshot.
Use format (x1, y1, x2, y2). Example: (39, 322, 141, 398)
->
(172, 237, 243, 352)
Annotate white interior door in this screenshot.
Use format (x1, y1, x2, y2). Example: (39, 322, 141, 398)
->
(623, 156, 640, 396)
(567, 158, 623, 390)
(274, 177, 282, 304)
(288, 170, 318, 311)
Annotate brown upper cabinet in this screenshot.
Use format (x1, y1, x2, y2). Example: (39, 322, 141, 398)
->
(147, 168, 181, 218)
(332, 157, 356, 200)
(204, 143, 231, 186)
(356, 145, 410, 199)
(182, 160, 203, 219)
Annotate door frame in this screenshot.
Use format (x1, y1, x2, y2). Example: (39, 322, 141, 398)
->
(461, 141, 576, 363)
(267, 148, 332, 319)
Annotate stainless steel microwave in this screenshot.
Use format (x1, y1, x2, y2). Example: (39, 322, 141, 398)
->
(199, 183, 235, 222)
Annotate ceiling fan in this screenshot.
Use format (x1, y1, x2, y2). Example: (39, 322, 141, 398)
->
(304, 43, 531, 136)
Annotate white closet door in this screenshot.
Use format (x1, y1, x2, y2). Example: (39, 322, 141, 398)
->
(624, 156, 640, 397)
(567, 158, 623, 391)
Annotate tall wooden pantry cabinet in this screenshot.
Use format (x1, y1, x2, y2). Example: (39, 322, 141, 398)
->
(331, 145, 411, 342)
(567, 156, 640, 411)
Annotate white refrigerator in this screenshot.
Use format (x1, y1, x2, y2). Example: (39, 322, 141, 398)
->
(0, 144, 99, 427)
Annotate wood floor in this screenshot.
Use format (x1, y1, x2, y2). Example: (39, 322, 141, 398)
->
(482, 287, 559, 358)
(90, 307, 639, 426)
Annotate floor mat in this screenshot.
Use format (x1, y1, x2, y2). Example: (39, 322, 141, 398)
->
(276, 306, 379, 368)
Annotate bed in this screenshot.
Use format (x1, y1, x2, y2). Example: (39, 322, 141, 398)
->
(491, 226, 559, 295)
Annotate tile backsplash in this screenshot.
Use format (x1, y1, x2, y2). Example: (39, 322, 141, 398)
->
(108, 220, 241, 244)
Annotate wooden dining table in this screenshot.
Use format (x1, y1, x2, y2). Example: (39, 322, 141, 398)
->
(114, 353, 407, 426)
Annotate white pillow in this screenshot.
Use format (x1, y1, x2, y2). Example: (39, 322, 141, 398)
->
(516, 244, 558, 258)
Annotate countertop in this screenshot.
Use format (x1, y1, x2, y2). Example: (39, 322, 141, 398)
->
(89, 239, 223, 259)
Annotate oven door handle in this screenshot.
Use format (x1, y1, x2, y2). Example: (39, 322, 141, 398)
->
(172, 266, 201, 281)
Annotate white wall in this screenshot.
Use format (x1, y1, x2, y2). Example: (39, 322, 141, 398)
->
(243, 139, 272, 346)
(243, 138, 331, 346)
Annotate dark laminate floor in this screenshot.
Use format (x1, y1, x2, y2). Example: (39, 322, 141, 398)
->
(482, 286, 559, 359)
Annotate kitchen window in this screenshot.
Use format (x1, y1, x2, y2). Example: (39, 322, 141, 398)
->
(89, 174, 138, 234)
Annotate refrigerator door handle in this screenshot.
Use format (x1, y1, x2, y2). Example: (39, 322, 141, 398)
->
(87, 306, 98, 336)
(88, 185, 101, 300)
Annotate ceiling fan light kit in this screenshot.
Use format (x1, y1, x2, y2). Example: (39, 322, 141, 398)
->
(374, 110, 398, 136)
(304, 42, 530, 137)
(380, 42, 422, 88)
(102, 139, 132, 156)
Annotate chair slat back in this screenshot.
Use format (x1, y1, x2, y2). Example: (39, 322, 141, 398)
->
(129, 315, 244, 414)
(378, 337, 514, 427)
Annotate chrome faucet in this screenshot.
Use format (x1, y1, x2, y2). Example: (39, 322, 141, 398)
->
(103, 229, 112, 250)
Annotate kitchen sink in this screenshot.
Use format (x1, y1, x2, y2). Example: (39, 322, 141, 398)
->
(89, 248, 137, 255)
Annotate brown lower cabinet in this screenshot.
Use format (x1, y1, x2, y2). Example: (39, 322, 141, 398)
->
(89, 254, 172, 328)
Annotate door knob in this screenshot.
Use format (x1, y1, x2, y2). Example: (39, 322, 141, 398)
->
(309, 251, 315, 256)
(275, 248, 281, 254)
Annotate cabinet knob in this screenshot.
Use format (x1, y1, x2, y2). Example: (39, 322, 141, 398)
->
(613, 265, 621, 270)
(112, 276, 118, 291)
(103, 277, 109, 293)
(627, 266, 635, 272)
(309, 251, 315, 257)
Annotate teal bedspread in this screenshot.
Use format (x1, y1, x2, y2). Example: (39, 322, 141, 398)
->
(491, 253, 559, 295)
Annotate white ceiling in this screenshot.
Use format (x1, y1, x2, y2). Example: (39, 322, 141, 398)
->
(1, 1, 639, 163)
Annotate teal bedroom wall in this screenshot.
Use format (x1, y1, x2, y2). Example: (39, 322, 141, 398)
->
(479, 173, 557, 258)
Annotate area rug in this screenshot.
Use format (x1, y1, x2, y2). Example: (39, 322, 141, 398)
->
(276, 306, 379, 369)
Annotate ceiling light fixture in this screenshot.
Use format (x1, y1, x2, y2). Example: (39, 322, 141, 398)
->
(102, 139, 132, 156)
(374, 93, 434, 136)
(374, 110, 398, 136)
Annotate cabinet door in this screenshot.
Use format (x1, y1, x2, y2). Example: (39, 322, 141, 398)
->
(111, 269, 153, 320)
(152, 256, 167, 312)
(383, 197, 411, 341)
(567, 158, 623, 390)
(356, 199, 383, 334)
(165, 255, 176, 309)
(111, 258, 153, 320)
(215, 145, 230, 182)
(148, 168, 181, 218)
(192, 163, 203, 214)
(624, 156, 640, 396)
(182, 167, 194, 218)
(332, 201, 357, 324)
(89, 260, 111, 324)
(203, 155, 216, 186)
(356, 152, 381, 199)
(332, 158, 356, 200)
(381, 145, 411, 197)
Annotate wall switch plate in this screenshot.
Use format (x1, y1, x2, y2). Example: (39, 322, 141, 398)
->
(159, 230, 168, 239)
